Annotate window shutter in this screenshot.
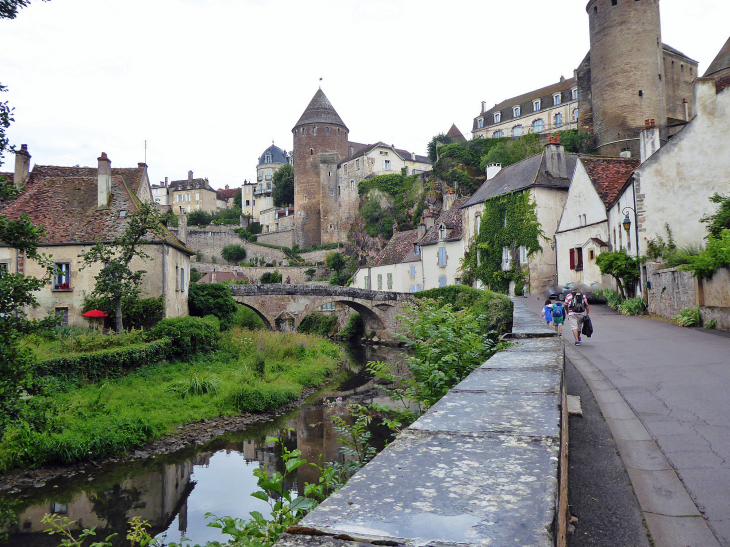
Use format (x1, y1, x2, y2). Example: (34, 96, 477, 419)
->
(569, 248, 575, 270)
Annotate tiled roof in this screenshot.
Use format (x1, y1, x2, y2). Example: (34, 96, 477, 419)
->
(368, 229, 421, 267)
(293, 89, 348, 130)
(462, 152, 577, 208)
(446, 124, 466, 142)
(580, 156, 640, 207)
(587, 238, 609, 248)
(418, 197, 470, 246)
(0, 164, 191, 252)
(704, 36, 730, 78)
(216, 188, 238, 200)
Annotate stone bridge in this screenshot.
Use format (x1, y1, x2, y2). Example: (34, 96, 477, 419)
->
(229, 284, 415, 339)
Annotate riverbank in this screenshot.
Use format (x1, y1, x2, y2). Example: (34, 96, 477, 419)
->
(0, 328, 344, 475)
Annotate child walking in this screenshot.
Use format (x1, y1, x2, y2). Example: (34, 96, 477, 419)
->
(551, 301, 565, 337)
(542, 299, 554, 328)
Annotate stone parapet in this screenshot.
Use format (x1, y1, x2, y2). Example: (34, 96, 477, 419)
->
(275, 298, 567, 547)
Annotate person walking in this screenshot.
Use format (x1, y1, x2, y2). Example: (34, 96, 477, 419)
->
(542, 299, 554, 328)
(551, 300, 565, 337)
(564, 288, 589, 345)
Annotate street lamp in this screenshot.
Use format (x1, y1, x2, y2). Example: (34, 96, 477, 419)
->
(622, 206, 641, 296)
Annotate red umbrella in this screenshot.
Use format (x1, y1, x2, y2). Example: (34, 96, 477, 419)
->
(82, 310, 109, 318)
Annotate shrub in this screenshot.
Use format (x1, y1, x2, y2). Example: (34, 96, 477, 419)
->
(189, 283, 238, 328)
(680, 229, 730, 279)
(304, 268, 316, 281)
(82, 296, 164, 330)
(340, 312, 363, 341)
(145, 316, 220, 357)
(260, 270, 283, 284)
(230, 305, 266, 330)
(676, 306, 701, 327)
(226, 382, 299, 413)
(165, 373, 221, 398)
(221, 244, 247, 263)
(187, 210, 212, 226)
(593, 288, 623, 309)
(297, 312, 338, 336)
(617, 297, 646, 316)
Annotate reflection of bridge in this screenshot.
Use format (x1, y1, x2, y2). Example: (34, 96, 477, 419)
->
(229, 284, 415, 339)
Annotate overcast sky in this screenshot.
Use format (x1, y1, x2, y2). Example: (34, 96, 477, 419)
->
(1, 0, 728, 190)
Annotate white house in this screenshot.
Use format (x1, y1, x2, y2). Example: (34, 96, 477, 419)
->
(417, 194, 468, 289)
(353, 229, 423, 293)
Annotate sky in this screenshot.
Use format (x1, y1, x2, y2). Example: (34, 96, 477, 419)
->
(1, 0, 728, 190)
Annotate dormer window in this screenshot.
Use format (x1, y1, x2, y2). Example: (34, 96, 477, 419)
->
(494, 112, 501, 123)
(477, 118, 484, 129)
(414, 244, 420, 256)
(554, 93, 562, 105)
(533, 100, 541, 111)
(265, 153, 272, 164)
(513, 106, 521, 117)
(571, 87, 578, 100)
(439, 224, 446, 239)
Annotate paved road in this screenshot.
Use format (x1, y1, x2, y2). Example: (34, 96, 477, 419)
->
(522, 295, 730, 546)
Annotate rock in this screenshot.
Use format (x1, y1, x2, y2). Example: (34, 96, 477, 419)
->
(372, 336, 380, 342)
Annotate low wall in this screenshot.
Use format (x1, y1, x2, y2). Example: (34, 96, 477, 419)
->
(646, 263, 730, 330)
(299, 249, 332, 264)
(194, 264, 328, 284)
(276, 299, 568, 547)
(170, 226, 288, 264)
(257, 229, 296, 248)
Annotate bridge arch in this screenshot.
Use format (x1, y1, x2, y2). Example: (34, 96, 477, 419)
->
(235, 302, 272, 330)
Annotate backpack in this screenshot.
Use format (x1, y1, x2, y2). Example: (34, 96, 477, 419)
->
(552, 303, 565, 318)
(569, 293, 586, 313)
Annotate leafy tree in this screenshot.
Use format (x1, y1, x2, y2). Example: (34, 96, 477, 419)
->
(272, 163, 294, 207)
(556, 130, 596, 154)
(325, 251, 345, 272)
(304, 267, 316, 281)
(595, 249, 641, 298)
(427, 133, 453, 162)
(188, 282, 237, 328)
(222, 244, 247, 264)
(261, 270, 283, 284)
(478, 133, 543, 171)
(233, 188, 242, 208)
(190, 267, 203, 283)
(80, 202, 166, 332)
(680, 229, 730, 279)
(701, 193, 730, 239)
(188, 209, 212, 226)
(160, 209, 178, 227)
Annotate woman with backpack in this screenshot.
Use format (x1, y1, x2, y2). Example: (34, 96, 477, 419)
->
(564, 288, 589, 346)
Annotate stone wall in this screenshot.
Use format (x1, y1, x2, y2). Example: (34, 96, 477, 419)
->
(299, 249, 331, 264)
(274, 299, 570, 547)
(257, 229, 296, 248)
(171, 226, 287, 264)
(194, 264, 328, 284)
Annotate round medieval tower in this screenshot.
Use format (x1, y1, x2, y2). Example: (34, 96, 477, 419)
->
(292, 89, 349, 249)
(587, 0, 666, 157)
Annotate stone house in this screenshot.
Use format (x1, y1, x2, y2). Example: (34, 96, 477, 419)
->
(555, 156, 639, 290)
(169, 171, 232, 216)
(259, 206, 295, 234)
(461, 138, 577, 294)
(352, 228, 422, 293)
(0, 148, 194, 327)
(243, 143, 290, 220)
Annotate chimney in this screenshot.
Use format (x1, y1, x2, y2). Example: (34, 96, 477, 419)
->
(411, 152, 416, 160)
(683, 98, 689, 121)
(443, 189, 456, 212)
(544, 134, 568, 179)
(97, 152, 112, 209)
(481, 101, 486, 113)
(14, 144, 31, 188)
(424, 211, 435, 229)
(164, 176, 168, 186)
(188, 170, 193, 183)
(225, 184, 229, 190)
(639, 119, 661, 163)
(417, 217, 426, 239)
(178, 211, 188, 244)
(693, 77, 717, 118)
(486, 163, 502, 180)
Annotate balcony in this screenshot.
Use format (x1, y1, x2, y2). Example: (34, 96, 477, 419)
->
(253, 184, 272, 196)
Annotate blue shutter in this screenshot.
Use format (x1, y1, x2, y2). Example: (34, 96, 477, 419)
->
(410, 265, 416, 278)
(439, 276, 447, 287)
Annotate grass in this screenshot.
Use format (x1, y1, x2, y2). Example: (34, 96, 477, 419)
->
(23, 328, 146, 361)
(0, 329, 343, 472)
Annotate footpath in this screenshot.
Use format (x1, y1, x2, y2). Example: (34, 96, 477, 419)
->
(523, 295, 730, 547)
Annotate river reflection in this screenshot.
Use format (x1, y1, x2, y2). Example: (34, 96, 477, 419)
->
(5, 343, 404, 547)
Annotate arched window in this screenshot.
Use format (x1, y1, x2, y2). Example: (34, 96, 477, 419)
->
(310, 148, 314, 155)
(313, 127, 317, 135)
(555, 113, 563, 127)
(513, 125, 523, 137)
(301, 128, 305, 135)
(532, 119, 544, 133)
(493, 130, 504, 138)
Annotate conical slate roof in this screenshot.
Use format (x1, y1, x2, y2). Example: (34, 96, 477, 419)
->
(446, 123, 466, 142)
(293, 89, 348, 131)
(704, 35, 730, 78)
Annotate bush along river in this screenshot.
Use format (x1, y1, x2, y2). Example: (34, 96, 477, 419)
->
(1, 343, 404, 547)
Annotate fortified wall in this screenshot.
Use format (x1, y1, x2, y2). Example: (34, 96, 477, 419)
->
(170, 226, 288, 264)
(275, 299, 570, 547)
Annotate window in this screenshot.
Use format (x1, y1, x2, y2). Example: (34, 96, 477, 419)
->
(195, 192, 200, 201)
(494, 112, 501, 123)
(438, 247, 447, 267)
(322, 302, 335, 311)
(572, 108, 579, 122)
(350, 180, 354, 190)
(439, 226, 446, 240)
(187, 204, 191, 212)
(310, 148, 314, 155)
(383, 160, 391, 170)
(414, 244, 420, 256)
(337, 128, 341, 135)
(533, 100, 541, 111)
(245, 199, 250, 206)
(245, 186, 250, 194)
(519, 245, 527, 265)
(477, 118, 484, 129)
(326, 127, 330, 135)
(364, 276, 369, 289)
(554, 93, 562, 105)
(265, 153, 272, 164)
(611, 0, 617, 5)
(55, 307, 69, 327)
(475, 215, 481, 235)
(313, 127, 317, 135)
(196, 204, 200, 210)
(267, 196, 272, 204)
(377, 274, 383, 290)
(266, 168, 272, 180)
(54, 263, 70, 290)
(301, 128, 305, 135)
(356, 159, 359, 169)
(416, 285, 422, 292)
(513, 106, 521, 117)
(439, 276, 447, 287)
(410, 265, 416, 278)
(501, 246, 511, 271)
(572, 87, 578, 100)
(569, 248, 575, 270)
(493, 130, 503, 138)
(575, 248, 584, 270)
(258, 170, 263, 181)
(555, 113, 563, 127)
(329, 189, 334, 196)
(513, 125, 523, 137)
(181, 267, 186, 290)
(410, 285, 416, 293)
(387, 273, 393, 290)
(532, 119, 544, 133)
(589, 249, 595, 260)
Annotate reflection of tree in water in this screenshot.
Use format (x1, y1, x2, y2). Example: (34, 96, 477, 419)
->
(90, 485, 145, 543)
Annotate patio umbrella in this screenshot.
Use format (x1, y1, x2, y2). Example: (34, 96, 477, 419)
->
(82, 310, 108, 318)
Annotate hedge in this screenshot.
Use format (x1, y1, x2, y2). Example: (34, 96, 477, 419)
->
(33, 339, 172, 381)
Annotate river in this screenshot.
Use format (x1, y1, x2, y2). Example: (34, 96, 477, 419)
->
(4, 343, 406, 547)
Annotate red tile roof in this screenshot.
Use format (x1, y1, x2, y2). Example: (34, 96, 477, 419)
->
(368, 229, 421, 267)
(216, 188, 238, 200)
(580, 156, 640, 207)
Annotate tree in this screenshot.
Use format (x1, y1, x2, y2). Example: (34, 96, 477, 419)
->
(188, 283, 237, 328)
(80, 202, 166, 332)
(272, 164, 294, 207)
(325, 251, 345, 272)
(701, 193, 730, 239)
(221, 244, 247, 264)
(0, 0, 48, 20)
(595, 249, 641, 298)
(427, 133, 453, 163)
(188, 209, 212, 226)
(233, 188, 242, 208)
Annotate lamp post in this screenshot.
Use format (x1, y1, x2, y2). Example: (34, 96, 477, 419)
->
(622, 206, 641, 296)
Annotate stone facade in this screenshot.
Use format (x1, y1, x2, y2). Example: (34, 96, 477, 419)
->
(255, 228, 296, 248)
(195, 265, 328, 284)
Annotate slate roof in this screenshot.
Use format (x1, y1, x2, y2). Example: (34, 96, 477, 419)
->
(418, 197, 470, 247)
(586, 238, 609, 248)
(338, 142, 431, 167)
(462, 152, 577, 208)
(367, 229, 421, 267)
(446, 124, 466, 142)
(169, 178, 210, 191)
(293, 89, 348, 131)
(704, 36, 730, 78)
(0, 164, 191, 252)
(257, 143, 288, 166)
(580, 156, 640, 207)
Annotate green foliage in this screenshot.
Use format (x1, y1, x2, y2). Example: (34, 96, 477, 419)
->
(29, 327, 146, 359)
(165, 372, 221, 398)
(593, 288, 624, 309)
(325, 251, 346, 272)
(160, 209, 178, 227)
(680, 229, 730, 279)
(230, 305, 266, 330)
(41, 513, 117, 547)
(361, 196, 383, 237)
(304, 267, 316, 281)
(329, 403, 378, 482)
(293, 242, 340, 253)
(357, 173, 423, 235)
(190, 267, 203, 284)
(357, 173, 403, 196)
(427, 133, 453, 162)
(436, 143, 480, 166)
(556, 130, 596, 154)
(329, 271, 351, 286)
(340, 312, 363, 340)
(222, 243, 247, 263)
(189, 282, 238, 328)
(676, 306, 701, 327)
(272, 163, 294, 207)
(461, 191, 544, 293)
(260, 270, 283, 284)
(211, 217, 238, 226)
(211, 206, 242, 222)
(701, 193, 730, 239)
(478, 133, 543, 171)
(234, 188, 242, 208)
(145, 316, 220, 357)
(617, 297, 646, 316)
(187, 209, 213, 226)
(235, 226, 258, 242)
(297, 312, 338, 336)
(226, 383, 299, 413)
(595, 248, 641, 298)
(82, 295, 164, 330)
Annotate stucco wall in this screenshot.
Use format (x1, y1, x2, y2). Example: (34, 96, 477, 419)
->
(353, 261, 423, 293)
(556, 225, 611, 289)
(421, 239, 464, 290)
(528, 187, 568, 293)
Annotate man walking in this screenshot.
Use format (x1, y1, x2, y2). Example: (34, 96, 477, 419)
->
(564, 288, 589, 346)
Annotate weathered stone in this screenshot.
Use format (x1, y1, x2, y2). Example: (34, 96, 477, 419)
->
(480, 350, 563, 371)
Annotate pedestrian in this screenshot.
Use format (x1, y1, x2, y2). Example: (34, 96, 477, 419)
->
(542, 299, 554, 328)
(564, 288, 589, 346)
(551, 300, 565, 337)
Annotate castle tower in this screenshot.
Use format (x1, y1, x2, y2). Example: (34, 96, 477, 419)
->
(292, 89, 349, 248)
(586, 0, 666, 157)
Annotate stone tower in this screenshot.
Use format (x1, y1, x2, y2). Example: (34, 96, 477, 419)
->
(292, 89, 349, 248)
(586, 0, 666, 157)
